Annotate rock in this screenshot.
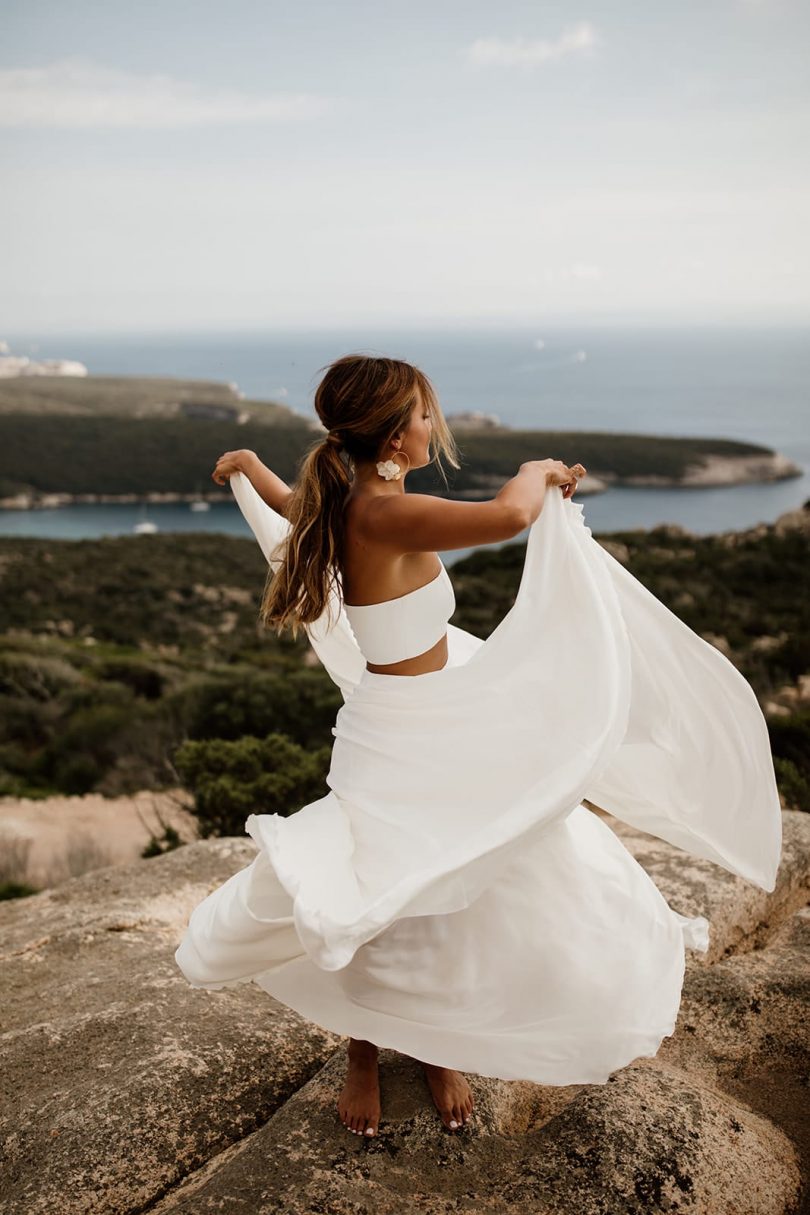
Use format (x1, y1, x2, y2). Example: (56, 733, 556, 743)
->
(662, 908, 810, 1207)
(680, 453, 803, 488)
(148, 1055, 799, 1215)
(773, 504, 810, 536)
(752, 632, 790, 653)
(699, 631, 733, 658)
(597, 538, 631, 565)
(0, 840, 344, 1215)
(592, 808, 810, 963)
(0, 812, 807, 1215)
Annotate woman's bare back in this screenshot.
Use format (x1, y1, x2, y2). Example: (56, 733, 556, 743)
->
(338, 459, 584, 676)
(341, 492, 449, 676)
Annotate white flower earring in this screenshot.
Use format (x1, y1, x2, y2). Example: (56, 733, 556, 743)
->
(376, 446, 410, 480)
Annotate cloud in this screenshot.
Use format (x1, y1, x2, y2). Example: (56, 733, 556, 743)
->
(463, 22, 597, 67)
(0, 58, 334, 129)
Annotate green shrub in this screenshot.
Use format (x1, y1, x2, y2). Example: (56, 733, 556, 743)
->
(0, 880, 39, 901)
(768, 709, 810, 811)
(93, 658, 165, 700)
(180, 669, 342, 749)
(173, 732, 332, 837)
(773, 758, 810, 813)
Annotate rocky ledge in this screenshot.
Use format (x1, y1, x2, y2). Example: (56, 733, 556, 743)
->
(0, 807, 808, 1215)
(619, 452, 803, 489)
(450, 451, 803, 501)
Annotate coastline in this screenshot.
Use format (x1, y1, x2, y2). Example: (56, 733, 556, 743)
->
(0, 451, 801, 511)
(0, 489, 230, 511)
(433, 450, 802, 503)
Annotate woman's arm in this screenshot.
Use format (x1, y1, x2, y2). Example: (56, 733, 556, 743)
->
(212, 449, 294, 515)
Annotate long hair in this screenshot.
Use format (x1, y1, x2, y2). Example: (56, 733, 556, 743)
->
(258, 354, 460, 640)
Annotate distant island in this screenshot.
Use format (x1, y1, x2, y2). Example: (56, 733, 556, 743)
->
(0, 372, 802, 508)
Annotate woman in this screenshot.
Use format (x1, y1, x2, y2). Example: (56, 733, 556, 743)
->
(175, 354, 782, 1141)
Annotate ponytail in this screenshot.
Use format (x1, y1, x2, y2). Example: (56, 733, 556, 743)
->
(258, 353, 459, 641)
(258, 435, 351, 638)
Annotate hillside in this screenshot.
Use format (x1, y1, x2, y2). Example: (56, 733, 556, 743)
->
(0, 416, 801, 506)
(0, 372, 309, 427)
(0, 503, 806, 817)
(0, 373, 802, 504)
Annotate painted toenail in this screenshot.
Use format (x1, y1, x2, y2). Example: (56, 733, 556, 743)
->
(365, 1128, 374, 1135)
(449, 1120, 458, 1128)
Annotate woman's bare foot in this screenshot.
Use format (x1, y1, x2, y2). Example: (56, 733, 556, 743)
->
(337, 1038, 381, 1137)
(420, 1061, 475, 1131)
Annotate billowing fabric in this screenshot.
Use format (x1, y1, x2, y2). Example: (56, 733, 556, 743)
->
(174, 472, 782, 1084)
(343, 561, 455, 663)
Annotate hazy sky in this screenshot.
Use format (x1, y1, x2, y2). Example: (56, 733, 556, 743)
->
(2, 0, 809, 333)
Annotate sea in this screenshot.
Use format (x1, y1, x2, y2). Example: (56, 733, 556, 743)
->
(2, 325, 808, 566)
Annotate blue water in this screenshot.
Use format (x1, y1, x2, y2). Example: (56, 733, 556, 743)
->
(3, 326, 808, 559)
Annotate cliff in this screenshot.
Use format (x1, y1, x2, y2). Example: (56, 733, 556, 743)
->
(1, 806, 808, 1214)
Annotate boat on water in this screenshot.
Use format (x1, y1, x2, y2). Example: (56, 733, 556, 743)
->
(133, 504, 158, 534)
(190, 480, 212, 512)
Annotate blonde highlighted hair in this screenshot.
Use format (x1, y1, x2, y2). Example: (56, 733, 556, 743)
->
(259, 354, 460, 639)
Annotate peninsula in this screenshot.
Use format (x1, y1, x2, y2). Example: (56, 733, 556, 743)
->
(0, 374, 801, 508)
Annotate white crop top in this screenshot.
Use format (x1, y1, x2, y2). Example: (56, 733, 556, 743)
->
(342, 562, 456, 664)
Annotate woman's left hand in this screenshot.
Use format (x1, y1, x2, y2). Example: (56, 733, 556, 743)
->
(211, 449, 256, 485)
(561, 463, 587, 499)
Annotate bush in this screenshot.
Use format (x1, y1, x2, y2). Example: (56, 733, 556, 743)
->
(773, 758, 810, 813)
(768, 709, 810, 812)
(0, 880, 39, 901)
(45, 699, 135, 792)
(180, 669, 342, 749)
(173, 731, 332, 837)
(93, 657, 165, 700)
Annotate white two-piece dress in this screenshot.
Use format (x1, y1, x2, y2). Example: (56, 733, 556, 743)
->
(174, 472, 783, 1085)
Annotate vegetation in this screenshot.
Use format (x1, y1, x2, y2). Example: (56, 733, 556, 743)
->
(0, 415, 313, 498)
(0, 505, 806, 847)
(0, 526, 346, 798)
(174, 733, 332, 838)
(0, 411, 784, 502)
(0, 373, 303, 425)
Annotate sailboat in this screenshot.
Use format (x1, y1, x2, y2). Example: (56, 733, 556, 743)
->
(133, 502, 158, 534)
(189, 479, 210, 512)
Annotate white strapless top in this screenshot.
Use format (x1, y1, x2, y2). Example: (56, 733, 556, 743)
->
(342, 562, 456, 664)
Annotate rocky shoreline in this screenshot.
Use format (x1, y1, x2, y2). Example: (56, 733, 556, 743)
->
(444, 450, 803, 501)
(0, 489, 228, 510)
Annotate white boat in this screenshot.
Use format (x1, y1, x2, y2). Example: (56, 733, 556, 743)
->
(190, 499, 210, 512)
(134, 504, 158, 534)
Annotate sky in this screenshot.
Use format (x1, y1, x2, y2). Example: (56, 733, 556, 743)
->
(2, 0, 809, 334)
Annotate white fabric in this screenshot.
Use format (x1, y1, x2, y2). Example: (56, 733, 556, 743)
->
(343, 562, 455, 663)
(174, 471, 782, 1084)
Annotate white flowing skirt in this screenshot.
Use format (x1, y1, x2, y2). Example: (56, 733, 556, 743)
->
(174, 474, 782, 1085)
